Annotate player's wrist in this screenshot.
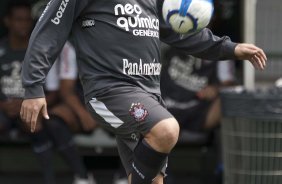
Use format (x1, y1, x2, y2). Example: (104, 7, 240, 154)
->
(222, 41, 238, 60)
(24, 85, 45, 99)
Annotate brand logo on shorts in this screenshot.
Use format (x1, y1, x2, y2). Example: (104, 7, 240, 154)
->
(129, 103, 148, 122)
(131, 133, 139, 142)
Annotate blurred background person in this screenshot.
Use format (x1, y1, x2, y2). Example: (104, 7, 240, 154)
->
(161, 48, 235, 134)
(160, 9, 237, 179)
(160, 8, 237, 135)
(0, 1, 97, 184)
(0, 0, 32, 136)
(160, 45, 236, 184)
(32, 41, 97, 184)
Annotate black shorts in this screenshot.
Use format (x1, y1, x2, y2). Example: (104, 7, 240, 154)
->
(86, 86, 173, 175)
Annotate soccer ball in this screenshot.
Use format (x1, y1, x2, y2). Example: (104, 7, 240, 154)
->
(162, 0, 214, 34)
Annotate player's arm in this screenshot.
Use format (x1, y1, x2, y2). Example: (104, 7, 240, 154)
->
(160, 26, 236, 60)
(21, 0, 89, 132)
(157, 0, 266, 69)
(160, 27, 266, 69)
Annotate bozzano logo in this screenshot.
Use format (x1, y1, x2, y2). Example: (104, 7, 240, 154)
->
(51, 0, 69, 25)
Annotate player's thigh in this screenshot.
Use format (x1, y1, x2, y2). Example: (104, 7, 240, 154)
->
(152, 174, 164, 184)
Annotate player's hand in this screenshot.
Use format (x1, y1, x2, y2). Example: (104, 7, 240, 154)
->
(20, 98, 49, 133)
(234, 43, 267, 70)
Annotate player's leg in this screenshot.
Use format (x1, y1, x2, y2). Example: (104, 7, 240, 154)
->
(144, 117, 179, 153)
(131, 118, 179, 184)
(86, 86, 179, 184)
(126, 92, 179, 184)
(117, 136, 168, 184)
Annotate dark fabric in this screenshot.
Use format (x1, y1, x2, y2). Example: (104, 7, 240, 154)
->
(0, 111, 13, 130)
(86, 86, 172, 175)
(22, 0, 237, 101)
(0, 38, 25, 100)
(31, 130, 55, 184)
(59, 147, 88, 179)
(169, 100, 212, 131)
(43, 116, 73, 149)
(131, 140, 168, 184)
(36, 149, 56, 184)
(161, 47, 218, 131)
(43, 116, 88, 179)
(87, 86, 173, 137)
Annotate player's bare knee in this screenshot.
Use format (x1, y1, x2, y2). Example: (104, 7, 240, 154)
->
(161, 121, 179, 147)
(145, 118, 179, 152)
(152, 180, 163, 184)
(152, 174, 164, 184)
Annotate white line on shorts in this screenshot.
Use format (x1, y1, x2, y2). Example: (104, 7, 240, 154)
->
(89, 98, 124, 128)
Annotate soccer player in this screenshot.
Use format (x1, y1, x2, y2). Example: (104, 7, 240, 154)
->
(20, 1, 267, 184)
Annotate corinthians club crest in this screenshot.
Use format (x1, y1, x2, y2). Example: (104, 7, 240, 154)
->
(129, 103, 148, 122)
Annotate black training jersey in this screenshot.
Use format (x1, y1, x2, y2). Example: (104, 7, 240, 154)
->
(0, 39, 25, 100)
(22, 0, 237, 102)
(161, 47, 218, 101)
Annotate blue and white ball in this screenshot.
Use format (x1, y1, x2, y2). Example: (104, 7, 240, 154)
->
(162, 0, 214, 34)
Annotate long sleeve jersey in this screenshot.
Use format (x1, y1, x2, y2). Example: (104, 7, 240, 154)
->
(22, 0, 237, 102)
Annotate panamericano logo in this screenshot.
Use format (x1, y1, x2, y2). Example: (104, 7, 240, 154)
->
(114, 4, 159, 38)
(123, 59, 161, 76)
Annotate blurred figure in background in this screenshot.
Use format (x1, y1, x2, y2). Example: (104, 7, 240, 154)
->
(45, 41, 97, 134)
(160, 47, 235, 184)
(31, 41, 97, 184)
(0, 1, 96, 183)
(161, 46, 235, 135)
(0, 0, 32, 135)
(160, 11, 236, 135)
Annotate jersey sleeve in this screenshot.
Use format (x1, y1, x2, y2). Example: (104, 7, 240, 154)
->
(157, 0, 237, 61)
(22, 0, 88, 99)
